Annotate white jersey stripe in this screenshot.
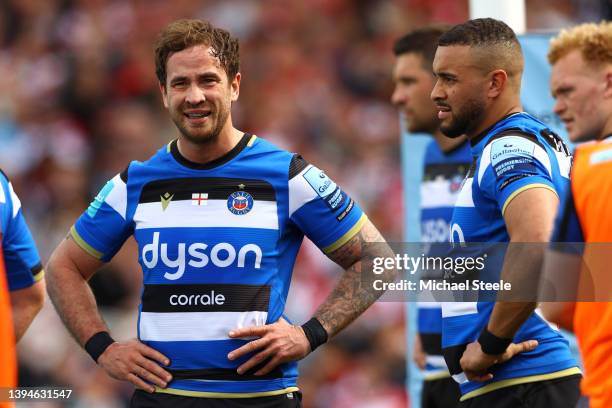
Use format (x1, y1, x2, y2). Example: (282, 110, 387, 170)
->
(452, 372, 469, 384)
(139, 311, 268, 341)
(134, 200, 279, 230)
(454, 178, 475, 208)
(105, 174, 127, 219)
(426, 355, 448, 368)
(288, 165, 318, 217)
(8, 182, 21, 218)
(0, 182, 6, 205)
(441, 301, 478, 318)
(421, 179, 460, 208)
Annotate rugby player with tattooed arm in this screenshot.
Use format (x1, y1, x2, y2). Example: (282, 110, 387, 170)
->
(45, 18, 395, 408)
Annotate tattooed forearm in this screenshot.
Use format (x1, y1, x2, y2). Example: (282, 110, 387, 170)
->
(314, 220, 397, 337)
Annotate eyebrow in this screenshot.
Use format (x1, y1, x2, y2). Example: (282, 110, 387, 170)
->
(551, 84, 573, 98)
(169, 72, 222, 84)
(434, 71, 457, 80)
(396, 74, 418, 82)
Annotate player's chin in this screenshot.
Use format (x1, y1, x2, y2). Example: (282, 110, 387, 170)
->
(182, 127, 217, 144)
(440, 122, 463, 138)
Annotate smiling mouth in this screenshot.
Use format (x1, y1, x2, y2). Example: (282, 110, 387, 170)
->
(184, 112, 211, 119)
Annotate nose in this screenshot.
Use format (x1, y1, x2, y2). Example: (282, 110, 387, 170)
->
(430, 79, 443, 103)
(552, 97, 566, 116)
(391, 86, 406, 106)
(185, 84, 206, 105)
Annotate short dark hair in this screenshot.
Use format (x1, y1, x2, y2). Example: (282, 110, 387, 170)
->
(438, 18, 519, 48)
(393, 25, 450, 68)
(438, 18, 523, 83)
(155, 19, 240, 86)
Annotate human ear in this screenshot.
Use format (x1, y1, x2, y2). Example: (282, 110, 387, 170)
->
(488, 69, 508, 98)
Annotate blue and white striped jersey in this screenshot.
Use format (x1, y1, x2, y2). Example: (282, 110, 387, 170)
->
(72, 134, 366, 398)
(0, 171, 43, 291)
(418, 140, 470, 379)
(442, 113, 579, 400)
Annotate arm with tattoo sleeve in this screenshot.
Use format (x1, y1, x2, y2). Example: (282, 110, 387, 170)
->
(314, 220, 396, 337)
(227, 220, 397, 375)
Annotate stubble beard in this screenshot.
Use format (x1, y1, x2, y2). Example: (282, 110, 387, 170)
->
(174, 105, 230, 146)
(440, 97, 486, 138)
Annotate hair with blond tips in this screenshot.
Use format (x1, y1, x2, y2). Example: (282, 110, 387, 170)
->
(548, 21, 612, 68)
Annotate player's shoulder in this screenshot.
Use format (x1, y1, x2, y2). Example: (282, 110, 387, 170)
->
(0, 168, 16, 206)
(243, 135, 311, 180)
(117, 142, 176, 185)
(483, 113, 568, 156)
(475, 114, 566, 184)
(245, 134, 296, 163)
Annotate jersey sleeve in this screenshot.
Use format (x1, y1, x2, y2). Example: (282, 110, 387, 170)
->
(287, 155, 367, 253)
(479, 134, 558, 215)
(550, 181, 584, 243)
(72, 170, 133, 262)
(1, 178, 43, 291)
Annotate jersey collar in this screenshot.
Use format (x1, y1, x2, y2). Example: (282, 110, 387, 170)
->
(170, 133, 251, 170)
(469, 112, 524, 148)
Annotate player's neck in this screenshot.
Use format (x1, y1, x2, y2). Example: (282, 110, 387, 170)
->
(432, 130, 466, 153)
(177, 123, 243, 165)
(468, 102, 523, 140)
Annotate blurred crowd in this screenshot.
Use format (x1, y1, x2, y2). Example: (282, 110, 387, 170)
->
(1, 0, 608, 407)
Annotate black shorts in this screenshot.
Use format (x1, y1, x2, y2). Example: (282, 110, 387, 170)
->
(458, 374, 581, 408)
(130, 390, 302, 408)
(421, 376, 461, 408)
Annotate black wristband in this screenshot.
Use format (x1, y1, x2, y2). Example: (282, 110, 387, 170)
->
(301, 318, 328, 352)
(85, 331, 115, 363)
(478, 327, 512, 355)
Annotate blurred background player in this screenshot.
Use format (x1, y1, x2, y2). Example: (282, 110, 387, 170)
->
(431, 18, 580, 407)
(549, 21, 612, 144)
(541, 20, 612, 408)
(391, 26, 469, 408)
(0, 171, 46, 343)
(0, 169, 45, 406)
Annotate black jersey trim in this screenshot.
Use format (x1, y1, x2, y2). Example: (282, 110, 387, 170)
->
(139, 177, 276, 203)
(485, 127, 546, 150)
(420, 333, 443, 356)
(119, 164, 130, 183)
(30, 263, 43, 276)
(288, 155, 309, 180)
(466, 157, 478, 179)
(469, 112, 523, 147)
(168, 366, 284, 381)
(443, 344, 467, 375)
(170, 133, 251, 170)
(0, 168, 9, 182)
(539, 129, 571, 156)
(482, 126, 571, 160)
(141, 284, 270, 313)
(424, 162, 471, 181)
